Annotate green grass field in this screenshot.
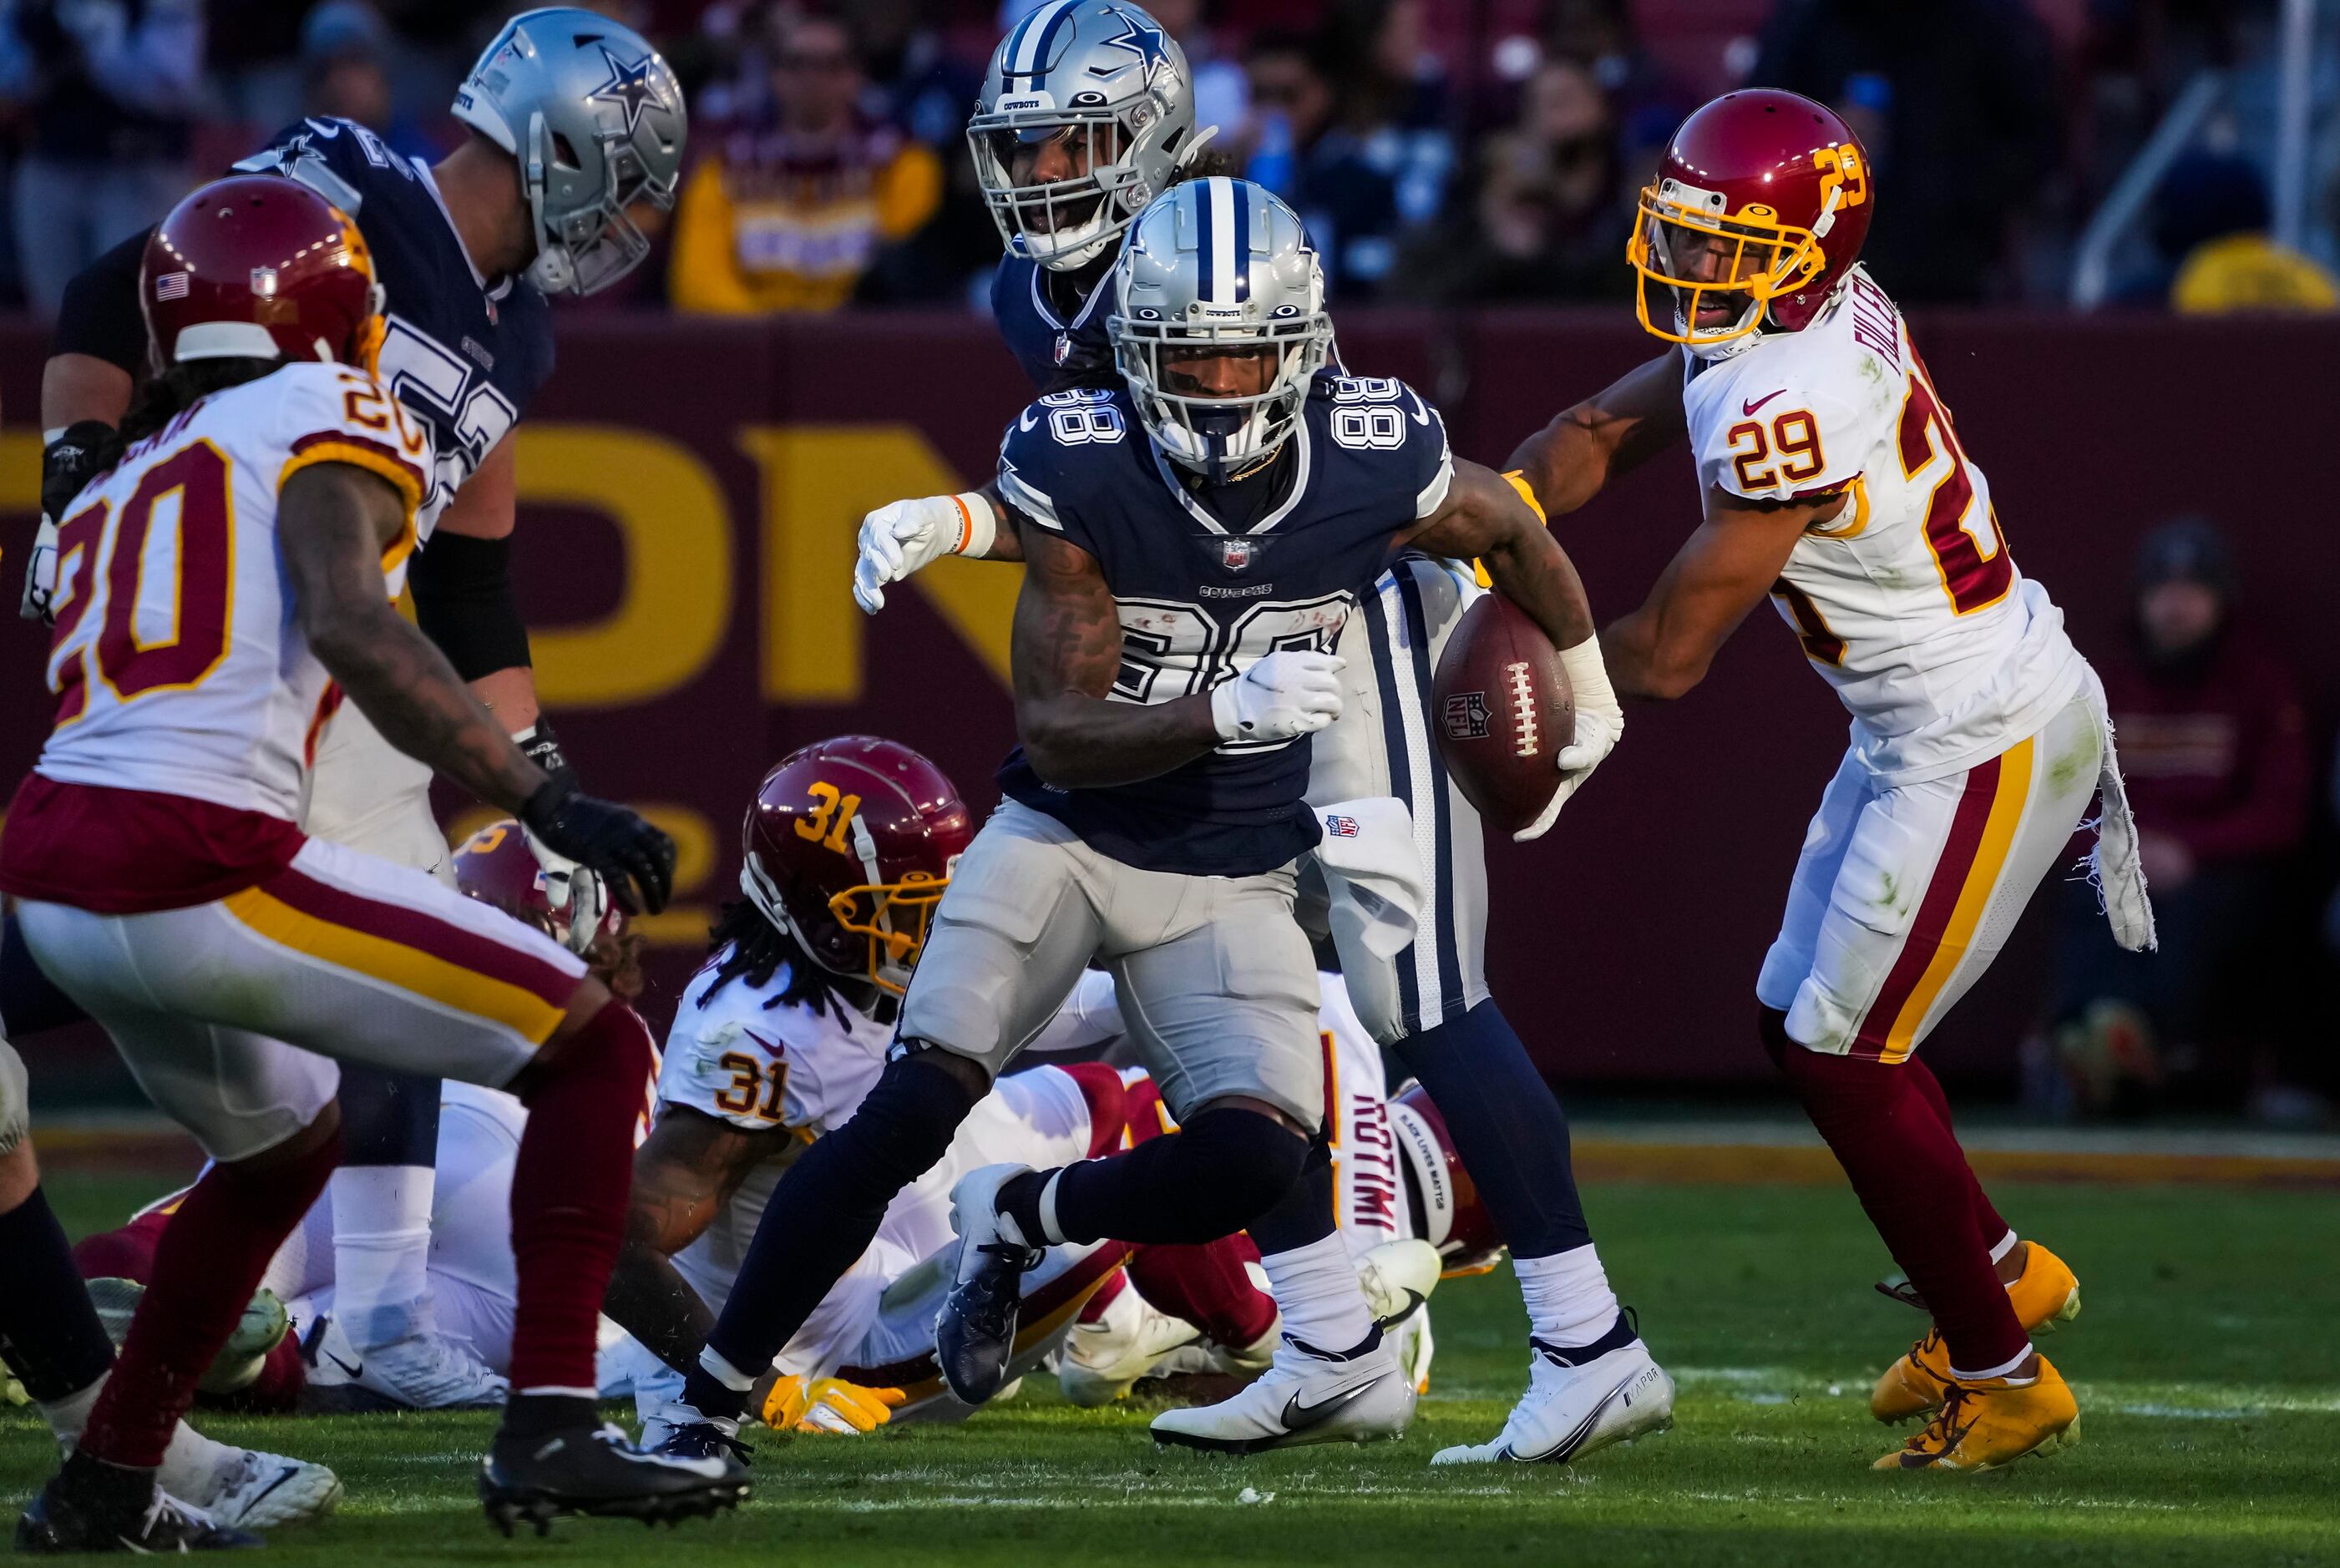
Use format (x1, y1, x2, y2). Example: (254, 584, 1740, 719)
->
(6, 1171, 2336, 1565)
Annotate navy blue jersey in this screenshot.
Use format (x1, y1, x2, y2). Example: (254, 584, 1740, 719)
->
(994, 372, 1455, 876)
(992, 255, 1114, 390)
(235, 118, 555, 534)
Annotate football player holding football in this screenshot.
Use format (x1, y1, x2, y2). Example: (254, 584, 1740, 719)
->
(1507, 89, 2155, 1472)
(656, 176, 1626, 1464)
(849, 0, 1671, 1466)
(10, 6, 686, 1411)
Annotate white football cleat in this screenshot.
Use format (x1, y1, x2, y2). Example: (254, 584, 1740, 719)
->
(1059, 1285, 1204, 1407)
(187, 1444, 345, 1530)
(1431, 1333, 1674, 1465)
(1152, 1329, 1415, 1454)
(306, 1310, 507, 1410)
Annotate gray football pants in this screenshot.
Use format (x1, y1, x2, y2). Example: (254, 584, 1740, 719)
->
(1308, 555, 1493, 1045)
(897, 798, 1325, 1130)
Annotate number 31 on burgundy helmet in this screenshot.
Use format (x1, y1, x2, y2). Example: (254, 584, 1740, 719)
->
(740, 736, 973, 995)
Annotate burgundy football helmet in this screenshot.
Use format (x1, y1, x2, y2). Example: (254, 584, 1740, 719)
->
(1388, 1080, 1507, 1277)
(141, 175, 386, 373)
(742, 736, 973, 995)
(1628, 89, 1872, 349)
(453, 817, 621, 952)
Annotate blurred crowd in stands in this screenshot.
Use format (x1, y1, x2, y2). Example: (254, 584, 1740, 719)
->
(3, 0, 2339, 317)
(0, 0, 2335, 1123)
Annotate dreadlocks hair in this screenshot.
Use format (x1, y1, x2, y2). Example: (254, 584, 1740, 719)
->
(86, 357, 281, 478)
(696, 898, 886, 1029)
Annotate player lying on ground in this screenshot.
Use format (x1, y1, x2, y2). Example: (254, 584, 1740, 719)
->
(0, 1035, 342, 1535)
(0, 178, 742, 1548)
(9, 6, 688, 1414)
(649, 176, 1617, 1465)
(1506, 88, 2152, 1473)
(850, 2, 1670, 1465)
(67, 822, 660, 1414)
(592, 740, 1426, 1433)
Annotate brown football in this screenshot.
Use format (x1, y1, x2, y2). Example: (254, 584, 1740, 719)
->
(1431, 594, 1575, 837)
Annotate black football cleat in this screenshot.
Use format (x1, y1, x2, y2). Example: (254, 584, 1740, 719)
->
(477, 1422, 747, 1536)
(935, 1164, 1044, 1406)
(650, 1419, 752, 1469)
(18, 1454, 261, 1554)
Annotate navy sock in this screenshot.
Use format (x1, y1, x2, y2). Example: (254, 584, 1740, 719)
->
(1246, 1128, 1335, 1256)
(0, 1186, 116, 1400)
(334, 1065, 440, 1166)
(682, 1052, 975, 1421)
(1390, 998, 1590, 1258)
(1, 913, 86, 1038)
(1049, 1108, 1306, 1246)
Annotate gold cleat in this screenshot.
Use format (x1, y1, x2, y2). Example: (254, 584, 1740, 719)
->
(1871, 1242, 2082, 1423)
(1874, 1354, 2079, 1471)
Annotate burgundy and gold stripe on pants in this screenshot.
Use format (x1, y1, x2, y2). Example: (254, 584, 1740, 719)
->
(1851, 735, 2037, 1064)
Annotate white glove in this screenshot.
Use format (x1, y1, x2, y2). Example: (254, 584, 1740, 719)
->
(1514, 636, 1623, 842)
(522, 825, 610, 955)
(18, 513, 58, 623)
(852, 491, 996, 614)
(1210, 651, 1346, 744)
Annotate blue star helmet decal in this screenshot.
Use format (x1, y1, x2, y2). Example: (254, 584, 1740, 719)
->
(1091, 8, 1172, 81)
(588, 44, 667, 138)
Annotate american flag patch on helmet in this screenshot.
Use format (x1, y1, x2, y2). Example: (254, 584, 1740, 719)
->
(154, 271, 190, 301)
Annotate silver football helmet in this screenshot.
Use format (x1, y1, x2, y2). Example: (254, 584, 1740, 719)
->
(452, 8, 686, 296)
(969, 0, 1208, 271)
(1111, 178, 1333, 481)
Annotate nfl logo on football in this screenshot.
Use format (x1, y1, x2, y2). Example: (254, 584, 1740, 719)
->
(1443, 691, 1492, 740)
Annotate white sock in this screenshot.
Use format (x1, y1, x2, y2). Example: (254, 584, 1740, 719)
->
(1258, 1233, 1375, 1354)
(329, 1165, 436, 1348)
(33, 1376, 101, 1449)
(37, 1374, 234, 1500)
(1514, 1243, 1619, 1348)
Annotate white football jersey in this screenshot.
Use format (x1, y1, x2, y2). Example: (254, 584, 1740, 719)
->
(1683, 266, 2089, 784)
(33, 362, 429, 821)
(657, 951, 891, 1139)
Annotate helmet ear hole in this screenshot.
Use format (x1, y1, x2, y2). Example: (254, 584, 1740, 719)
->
(550, 132, 583, 170)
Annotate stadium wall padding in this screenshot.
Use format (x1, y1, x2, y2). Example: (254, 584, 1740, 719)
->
(3, 312, 2332, 1088)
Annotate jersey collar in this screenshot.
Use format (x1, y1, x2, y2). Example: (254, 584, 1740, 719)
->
(1031, 260, 1108, 336)
(1147, 415, 1314, 537)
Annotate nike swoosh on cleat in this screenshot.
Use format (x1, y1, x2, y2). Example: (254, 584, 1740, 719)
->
(1742, 389, 1786, 416)
(326, 1351, 363, 1379)
(1512, 1373, 1636, 1464)
(1279, 1380, 1376, 1432)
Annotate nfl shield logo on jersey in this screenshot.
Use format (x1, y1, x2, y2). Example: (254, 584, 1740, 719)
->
(1443, 691, 1491, 740)
(1053, 331, 1072, 366)
(1219, 538, 1256, 573)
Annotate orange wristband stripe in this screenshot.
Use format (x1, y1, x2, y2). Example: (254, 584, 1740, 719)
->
(949, 494, 975, 555)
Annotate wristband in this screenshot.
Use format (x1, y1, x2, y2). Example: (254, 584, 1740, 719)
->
(1557, 635, 1618, 714)
(945, 491, 997, 559)
(514, 720, 578, 793)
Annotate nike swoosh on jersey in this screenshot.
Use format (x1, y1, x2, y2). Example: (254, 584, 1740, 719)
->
(1741, 389, 1787, 416)
(1279, 1378, 1375, 1431)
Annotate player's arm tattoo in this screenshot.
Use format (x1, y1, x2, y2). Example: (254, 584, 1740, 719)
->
(604, 1105, 797, 1375)
(976, 483, 1026, 563)
(1600, 483, 1833, 700)
(1507, 349, 1686, 518)
(1013, 529, 1219, 787)
(1406, 459, 1598, 651)
(279, 463, 548, 813)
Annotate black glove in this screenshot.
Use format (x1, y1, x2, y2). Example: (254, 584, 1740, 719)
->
(520, 779, 675, 916)
(43, 421, 114, 524)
